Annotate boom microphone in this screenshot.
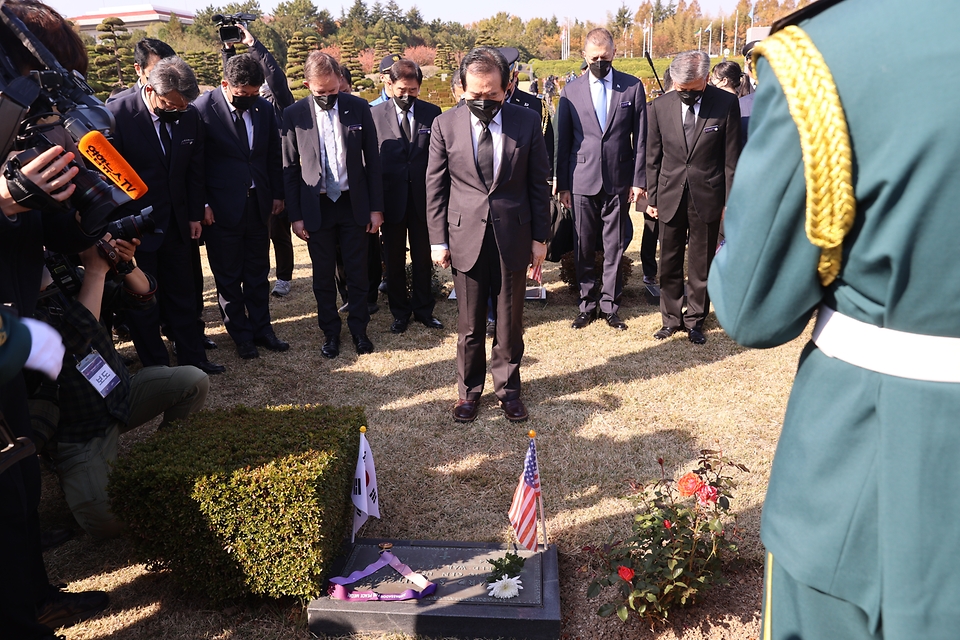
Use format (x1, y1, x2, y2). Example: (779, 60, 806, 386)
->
(76, 130, 148, 200)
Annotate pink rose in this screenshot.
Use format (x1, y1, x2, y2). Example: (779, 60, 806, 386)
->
(696, 484, 719, 506)
(618, 566, 635, 582)
(677, 472, 704, 497)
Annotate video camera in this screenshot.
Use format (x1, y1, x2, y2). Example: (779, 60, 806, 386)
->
(213, 12, 257, 46)
(0, 4, 147, 237)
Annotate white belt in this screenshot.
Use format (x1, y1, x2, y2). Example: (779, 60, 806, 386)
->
(812, 305, 960, 383)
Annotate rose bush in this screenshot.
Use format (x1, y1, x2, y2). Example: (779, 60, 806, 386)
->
(587, 448, 748, 624)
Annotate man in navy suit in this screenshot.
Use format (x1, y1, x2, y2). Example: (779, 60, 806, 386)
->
(371, 58, 443, 334)
(646, 50, 740, 344)
(194, 54, 288, 360)
(282, 52, 384, 358)
(557, 28, 647, 332)
(107, 57, 224, 374)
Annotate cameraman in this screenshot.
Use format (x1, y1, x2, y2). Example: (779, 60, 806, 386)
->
(222, 24, 297, 298)
(31, 234, 209, 539)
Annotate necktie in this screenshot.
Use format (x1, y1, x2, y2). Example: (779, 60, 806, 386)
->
(400, 111, 412, 142)
(159, 121, 171, 163)
(323, 110, 341, 202)
(234, 110, 249, 154)
(477, 122, 494, 191)
(595, 77, 607, 132)
(683, 103, 697, 153)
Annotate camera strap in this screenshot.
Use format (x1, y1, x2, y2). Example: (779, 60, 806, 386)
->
(327, 551, 437, 601)
(3, 154, 66, 212)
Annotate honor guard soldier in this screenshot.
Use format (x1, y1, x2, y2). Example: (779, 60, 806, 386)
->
(709, 0, 960, 638)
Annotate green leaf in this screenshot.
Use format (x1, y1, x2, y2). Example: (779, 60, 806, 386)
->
(617, 604, 629, 622)
(587, 581, 602, 599)
(597, 603, 617, 618)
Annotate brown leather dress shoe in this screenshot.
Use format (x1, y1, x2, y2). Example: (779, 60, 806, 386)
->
(453, 399, 480, 423)
(500, 398, 529, 422)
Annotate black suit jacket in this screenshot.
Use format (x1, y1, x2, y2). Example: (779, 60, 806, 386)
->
(507, 87, 555, 180)
(281, 93, 384, 232)
(371, 98, 441, 224)
(194, 88, 283, 226)
(106, 89, 205, 251)
(646, 85, 741, 224)
(426, 103, 551, 273)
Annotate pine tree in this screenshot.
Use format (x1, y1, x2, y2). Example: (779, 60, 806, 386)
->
(340, 35, 363, 79)
(94, 17, 134, 88)
(435, 41, 451, 71)
(388, 34, 403, 55)
(285, 31, 310, 85)
(374, 37, 387, 59)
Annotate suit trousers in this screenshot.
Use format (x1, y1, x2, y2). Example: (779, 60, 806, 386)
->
(452, 225, 525, 402)
(382, 192, 435, 322)
(639, 211, 660, 279)
(573, 190, 629, 315)
(0, 377, 50, 639)
(204, 192, 273, 344)
(658, 186, 720, 331)
(268, 208, 294, 282)
(127, 235, 207, 367)
(305, 191, 371, 337)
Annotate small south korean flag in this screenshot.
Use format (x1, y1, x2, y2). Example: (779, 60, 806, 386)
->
(352, 426, 380, 541)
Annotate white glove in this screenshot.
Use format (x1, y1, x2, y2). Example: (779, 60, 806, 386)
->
(20, 317, 65, 380)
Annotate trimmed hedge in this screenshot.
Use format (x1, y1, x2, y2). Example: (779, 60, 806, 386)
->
(109, 404, 362, 602)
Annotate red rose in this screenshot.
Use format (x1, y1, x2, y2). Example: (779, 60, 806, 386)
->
(618, 566, 635, 582)
(696, 484, 719, 506)
(664, 519, 672, 529)
(677, 472, 704, 497)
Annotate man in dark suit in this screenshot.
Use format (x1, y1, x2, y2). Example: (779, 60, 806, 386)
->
(195, 54, 288, 360)
(106, 37, 175, 104)
(107, 57, 224, 374)
(557, 28, 647, 332)
(646, 50, 740, 344)
(371, 59, 443, 334)
(427, 47, 550, 424)
(282, 51, 384, 358)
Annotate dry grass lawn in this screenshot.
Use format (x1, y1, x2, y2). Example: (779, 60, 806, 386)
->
(40, 208, 808, 639)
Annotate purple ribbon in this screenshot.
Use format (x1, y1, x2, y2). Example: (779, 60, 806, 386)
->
(328, 551, 437, 601)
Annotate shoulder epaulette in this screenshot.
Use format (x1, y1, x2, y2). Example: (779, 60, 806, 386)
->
(772, 0, 848, 32)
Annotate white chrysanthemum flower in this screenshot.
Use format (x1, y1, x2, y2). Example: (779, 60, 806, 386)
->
(487, 576, 523, 599)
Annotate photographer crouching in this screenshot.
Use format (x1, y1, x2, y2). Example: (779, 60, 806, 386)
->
(30, 232, 209, 540)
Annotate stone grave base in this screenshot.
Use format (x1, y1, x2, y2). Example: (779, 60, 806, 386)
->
(308, 538, 560, 639)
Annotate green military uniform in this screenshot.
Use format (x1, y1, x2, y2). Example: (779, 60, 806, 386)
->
(708, 0, 960, 638)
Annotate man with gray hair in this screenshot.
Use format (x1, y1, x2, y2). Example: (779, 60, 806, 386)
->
(645, 50, 740, 344)
(557, 27, 647, 332)
(107, 57, 225, 374)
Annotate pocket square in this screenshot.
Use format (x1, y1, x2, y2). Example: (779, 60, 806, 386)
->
(703, 125, 720, 133)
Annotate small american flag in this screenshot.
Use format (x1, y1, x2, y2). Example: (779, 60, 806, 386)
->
(509, 438, 542, 551)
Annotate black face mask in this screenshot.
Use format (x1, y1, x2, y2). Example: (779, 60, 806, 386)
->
(154, 106, 182, 124)
(230, 93, 258, 111)
(466, 99, 502, 124)
(393, 95, 416, 112)
(313, 93, 338, 111)
(677, 89, 703, 106)
(589, 60, 612, 79)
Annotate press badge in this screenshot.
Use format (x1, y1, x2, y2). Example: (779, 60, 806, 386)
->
(77, 350, 120, 397)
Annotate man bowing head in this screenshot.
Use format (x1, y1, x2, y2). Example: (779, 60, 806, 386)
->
(426, 47, 551, 424)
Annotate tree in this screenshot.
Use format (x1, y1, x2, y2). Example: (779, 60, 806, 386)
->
(608, 3, 633, 40)
(340, 35, 363, 79)
(285, 30, 318, 86)
(94, 17, 133, 87)
(345, 0, 369, 33)
(388, 34, 404, 54)
(435, 41, 451, 71)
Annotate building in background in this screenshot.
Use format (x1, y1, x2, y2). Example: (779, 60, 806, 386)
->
(70, 4, 194, 40)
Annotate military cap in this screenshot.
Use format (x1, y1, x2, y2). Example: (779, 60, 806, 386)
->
(379, 53, 402, 73)
(497, 47, 520, 67)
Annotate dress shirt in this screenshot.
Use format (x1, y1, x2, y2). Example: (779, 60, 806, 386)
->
(681, 97, 702, 123)
(589, 69, 613, 127)
(394, 101, 414, 132)
(222, 87, 256, 188)
(140, 86, 172, 154)
(469, 109, 503, 180)
(313, 98, 349, 192)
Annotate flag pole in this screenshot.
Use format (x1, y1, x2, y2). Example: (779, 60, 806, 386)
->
(529, 430, 549, 551)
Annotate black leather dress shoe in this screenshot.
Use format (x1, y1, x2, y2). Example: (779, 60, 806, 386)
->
(202, 335, 218, 350)
(36, 584, 109, 629)
(500, 398, 529, 422)
(417, 316, 444, 329)
(453, 399, 480, 423)
(40, 528, 74, 552)
(571, 311, 596, 329)
(391, 318, 409, 334)
(653, 326, 681, 340)
(254, 333, 290, 352)
(352, 333, 374, 355)
(194, 360, 226, 375)
(486, 321, 496, 337)
(236, 341, 259, 359)
(321, 335, 340, 359)
(605, 312, 628, 330)
(688, 328, 707, 344)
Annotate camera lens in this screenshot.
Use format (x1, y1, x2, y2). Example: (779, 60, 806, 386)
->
(107, 209, 158, 241)
(70, 166, 121, 235)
